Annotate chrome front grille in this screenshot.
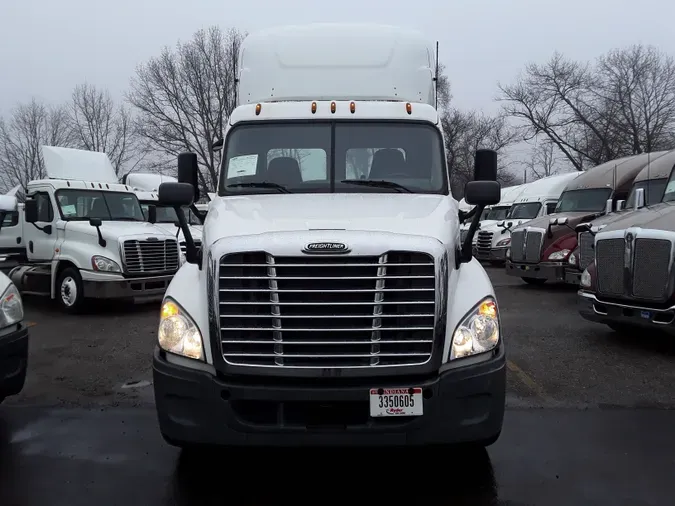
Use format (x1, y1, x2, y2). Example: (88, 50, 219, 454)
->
(596, 238, 625, 296)
(122, 238, 180, 274)
(510, 230, 525, 262)
(218, 251, 436, 369)
(578, 232, 594, 270)
(524, 231, 543, 263)
(476, 231, 493, 259)
(633, 238, 672, 301)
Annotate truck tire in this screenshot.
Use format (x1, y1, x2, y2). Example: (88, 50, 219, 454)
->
(522, 277, 546, 285)
(56, 267, 85, 313)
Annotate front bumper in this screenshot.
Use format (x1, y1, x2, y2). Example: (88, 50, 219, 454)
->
(505, 260, 572, 282)
(578, 291, 675, 334)
(0, 323, 29, 398)
(80, 270, 174, 302)
(475, 247, 507, 263)
(153, 346, 506, 447)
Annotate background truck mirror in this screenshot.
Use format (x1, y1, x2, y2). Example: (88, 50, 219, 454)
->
(473, 149, 498, 181)
(89, 218, 106, 247)
(147, 204, 157, 224)
(0, 195, 18, 213)
(158, 182, 194, 207)
(605, 199, 613, 214)
(177, 152, 200, 202)
(24, 199, 38, 223)
(464, 180, 501, 206)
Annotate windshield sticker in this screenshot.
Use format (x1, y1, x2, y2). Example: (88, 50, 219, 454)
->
(227, 154, 258, 178)
(61, 204, 77, 217)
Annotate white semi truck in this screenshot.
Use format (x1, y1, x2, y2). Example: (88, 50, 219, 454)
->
(151, 23, 504, 449)
(0, 146, 183, 312)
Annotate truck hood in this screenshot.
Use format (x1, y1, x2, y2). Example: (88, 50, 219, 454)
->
(205, 193, 457, 244)
(599, 202, 675, 233)
(64, 220, 176, 239)
(151, 223, 204, 241)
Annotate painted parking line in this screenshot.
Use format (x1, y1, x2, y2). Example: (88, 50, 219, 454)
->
(507, 359, 550, 400)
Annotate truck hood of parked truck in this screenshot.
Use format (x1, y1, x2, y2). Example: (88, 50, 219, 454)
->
(64, 220, 177, 239)
(204, 193, 457, 244)
(597, 202, 675, 234)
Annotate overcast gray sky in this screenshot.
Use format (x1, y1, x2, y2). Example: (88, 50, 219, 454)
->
(1, 0, 674, 167)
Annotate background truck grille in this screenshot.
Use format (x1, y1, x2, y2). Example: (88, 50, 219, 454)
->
(179, 240, 202, 255)
(476, 231, 493, 259)
(632, 238, 672, 301)
(509, 229, 542, 263)
(122, 239, 179, 274)
(578, 232, 594, 270)
(218, 251, 436, 369)
(510, 230, 525, 262)
(596, 238, 625, 296)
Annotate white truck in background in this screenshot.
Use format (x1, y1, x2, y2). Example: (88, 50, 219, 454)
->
(477, 172, 581, 264)
(123, 173, 205, 258)
(460, 184, 525, 245)
(151, 23, 506, 450)
(0, 146, 183, 312)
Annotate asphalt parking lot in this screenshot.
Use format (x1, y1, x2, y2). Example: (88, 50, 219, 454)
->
(1, 265, 674, 505)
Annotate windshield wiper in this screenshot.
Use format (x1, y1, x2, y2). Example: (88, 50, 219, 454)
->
(340, 179, 412, 193)
(227, 182, 291, 193)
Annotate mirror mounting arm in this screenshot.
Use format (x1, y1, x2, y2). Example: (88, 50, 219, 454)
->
(457, 205, 485, 268)
(175, 207, 200, 268)
(30, 223, 52, 235)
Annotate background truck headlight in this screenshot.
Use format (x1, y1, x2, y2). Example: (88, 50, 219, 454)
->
(568, 252, 577, 266)
(0, 283, 23, 329)
(548, 249, 571, 261)
(496, 238, 511, 247)
(450, 298, 500, 360)
(158, 298, 204, 360)
(91, 255, 121, 272)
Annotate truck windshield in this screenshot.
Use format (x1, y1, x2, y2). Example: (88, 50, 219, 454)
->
(219, 121, 448, 195)
(554, 188, 612, 213)
(508, 202, 541, 219)
(56, 190, 144, 221)
(486, 206, 510, 220)
(139, 202, 201, 225)
(627, 178, 667, 207)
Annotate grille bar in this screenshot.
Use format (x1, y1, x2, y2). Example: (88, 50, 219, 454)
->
(218, 251, 436, 369)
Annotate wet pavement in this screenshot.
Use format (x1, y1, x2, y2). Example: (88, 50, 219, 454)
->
(0, 405, 673, 505)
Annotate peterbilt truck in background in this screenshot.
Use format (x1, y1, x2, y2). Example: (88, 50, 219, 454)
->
(505, 151, 669, 285)
(151, 23, 506, 450)
(476, 172, 581, 264)
(578, 161, 675, 334)
(0, 146, 183, 312)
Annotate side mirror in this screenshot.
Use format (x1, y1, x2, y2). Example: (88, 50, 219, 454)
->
(496, 220, 505, 226)
(605, 199, 613, 214)
(634, 188, 645, 210)
(158, 182, 194, 207)
(177, 152, 200, 202)
(556, 217, 569, 225)
(147, 205, 157, 224)
(211, 139, 224, 152)
(575, 223, 592, 233)
(549, 217, 557, 226)
(615, 199, 625, 211)
(24, 199, 38, 223)
(0, 195, 17, 213)
(89, 218, 102, 227)
(473, 149, 498, 181)
(464, 180, 501, 206)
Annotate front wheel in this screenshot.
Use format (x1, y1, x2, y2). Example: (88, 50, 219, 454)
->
(522, 277, 546, 285)
(56, 267, 85, 313)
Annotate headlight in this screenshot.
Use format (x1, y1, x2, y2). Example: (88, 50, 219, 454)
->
(506, 247, 511, 259)
(91, 255, 121, 272)
(496, 238, 511, 247)
(450, 298, 500, 360)
(568, 252, 577, 266)
(580, 269, 591, 288)
(158, 298, 204, 360)
(0, 283, 23, 328)
(548, 249, 571, 261)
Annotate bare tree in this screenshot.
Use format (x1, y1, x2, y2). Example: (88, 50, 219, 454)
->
(526, 140, 562, 180)
(68, 83, 141, 176)
(498, 45, 675, 171)
(127, 26, 245, 193)
(442, 109, 519, 197)
(0, 99, 73, 192)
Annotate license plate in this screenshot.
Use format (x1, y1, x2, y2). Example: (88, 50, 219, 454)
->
(369, 388, 423, 417)
(640, 310, 651, 319)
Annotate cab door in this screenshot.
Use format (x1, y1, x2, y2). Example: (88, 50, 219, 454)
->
(24, 191, 58, 262)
